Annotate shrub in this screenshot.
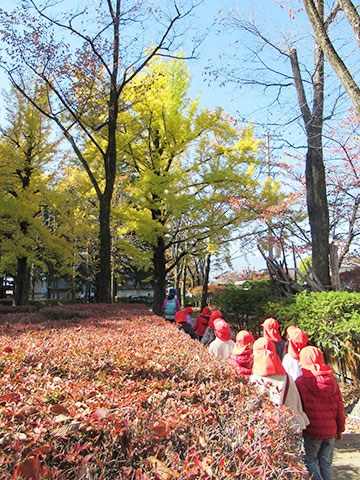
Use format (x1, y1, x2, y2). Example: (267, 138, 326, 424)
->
(212, 280, 279, 333)
(264, 291, 360, 384)
(0, 304, 307, 479)
(0, 305, 36, 315)
(0, 299, 13, 306)
(264, 291, 360, 348)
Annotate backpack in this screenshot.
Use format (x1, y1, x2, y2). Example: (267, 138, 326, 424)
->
(164, 298, 177, 318)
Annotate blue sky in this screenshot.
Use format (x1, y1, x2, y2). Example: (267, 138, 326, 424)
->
(0, 1, 322, 274)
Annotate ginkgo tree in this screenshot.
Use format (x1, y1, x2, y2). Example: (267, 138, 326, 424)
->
(0, 86, 71, 304)
(0, 0, 202, 303)
(115, 58, 281, 314)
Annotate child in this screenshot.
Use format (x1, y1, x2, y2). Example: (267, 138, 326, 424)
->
(227, 330, 255, 378)
(250, 337, 309, 432)
(282, 326, 308, 381)
(162, 288, 181, 322)
(295, 346, 345, 480)
(184, 306, 194, 328)
(208, 319, 235, 359)
(201, 310, 222, 345)
(175, 310, 198, 340)
(261, 317, 286, 360)
(194, 306, 211, 341)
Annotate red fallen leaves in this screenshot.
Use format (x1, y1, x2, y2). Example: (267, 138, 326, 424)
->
(15, 456, 42, 480)
(0, 392, 21, 404)
(0, 303, 308, 479)
(14, 446, 52, 480)
(50, 405, 70, 416)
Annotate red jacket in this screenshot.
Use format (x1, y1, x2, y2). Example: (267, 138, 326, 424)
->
(194, 313, 210, 337)
(227, 349, 253, 379)
(295, 374, 345, 439)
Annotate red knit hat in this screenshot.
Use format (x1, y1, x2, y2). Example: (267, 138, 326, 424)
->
(287, 327, 308, 360)
(232, 330, 255, 355)
(209, 310, 222, 328)
(261, 317, 281, 343)
(213, 319, 231, 341)
(300, 346, 333, 377)
(252, 337, 285, 376)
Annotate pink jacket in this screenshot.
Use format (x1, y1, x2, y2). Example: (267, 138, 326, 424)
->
(295, 374, 345, 439)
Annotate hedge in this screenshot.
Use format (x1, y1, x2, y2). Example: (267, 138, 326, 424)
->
(0, 303, 307, 479)
(263, 291, 360, 351)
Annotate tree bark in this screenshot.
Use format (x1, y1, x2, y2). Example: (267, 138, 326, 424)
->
(200, 254, 211, 311)
(14, 257, 30, 305)
(305, 129, 330, 287)
(329, 243, 341, 291)
(180, 261, 187, 308)
(97, 194, 112, 303)
(152, 236, 167, 315)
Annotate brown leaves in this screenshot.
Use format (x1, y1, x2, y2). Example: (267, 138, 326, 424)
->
(50, 404, 70, 416)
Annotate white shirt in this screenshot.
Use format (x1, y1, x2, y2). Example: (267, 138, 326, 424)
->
(282, 353, 303, 382)
(208, 338, 235, 359)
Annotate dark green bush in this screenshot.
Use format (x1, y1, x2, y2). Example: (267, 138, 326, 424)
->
(264, 291, 360, 355)
(0, 305, 36, 315)
(212, 280, 280, 332)
(0, 298, 13, 306)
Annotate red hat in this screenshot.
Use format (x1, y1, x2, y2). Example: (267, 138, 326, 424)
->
(300, 346, 333, 377)
(175, 311, 187, 324)
(287, 327, 308, 360)
(201, 307, 211, 316)
(286, 325, 297, 336)
(209, 310, 222, 328)
(252, 337, 285, 376)
(261, 317, 281, 343)
(232, 330, 255, 355)
(184, 307, 193, 315)
(213, 319, 231, 342)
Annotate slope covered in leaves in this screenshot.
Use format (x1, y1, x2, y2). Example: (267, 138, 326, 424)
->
(0, 304, 307, 479)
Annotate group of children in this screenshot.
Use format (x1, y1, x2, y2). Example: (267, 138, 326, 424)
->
(162, 292, 345, 480)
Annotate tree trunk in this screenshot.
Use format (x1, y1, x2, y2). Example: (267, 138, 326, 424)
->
(290, 6, 331, 289)
(71, 263, 76, 301)
(152, 236, 167, 315)
(329, 243, 341, 291)
(200, 254, 211, 311)
(306, 136, 330, 287)
(180, 262, 187, 308)
(97, 195, 112, 303)
(46, 262, 54, 299)
(15, 257, 30, 305)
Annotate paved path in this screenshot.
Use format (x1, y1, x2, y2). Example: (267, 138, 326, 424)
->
(333, 433, 360, 479)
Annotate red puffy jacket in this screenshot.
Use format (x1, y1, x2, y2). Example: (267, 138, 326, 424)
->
(194, 309, 210, 337)
(295, 373, 345, 439)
